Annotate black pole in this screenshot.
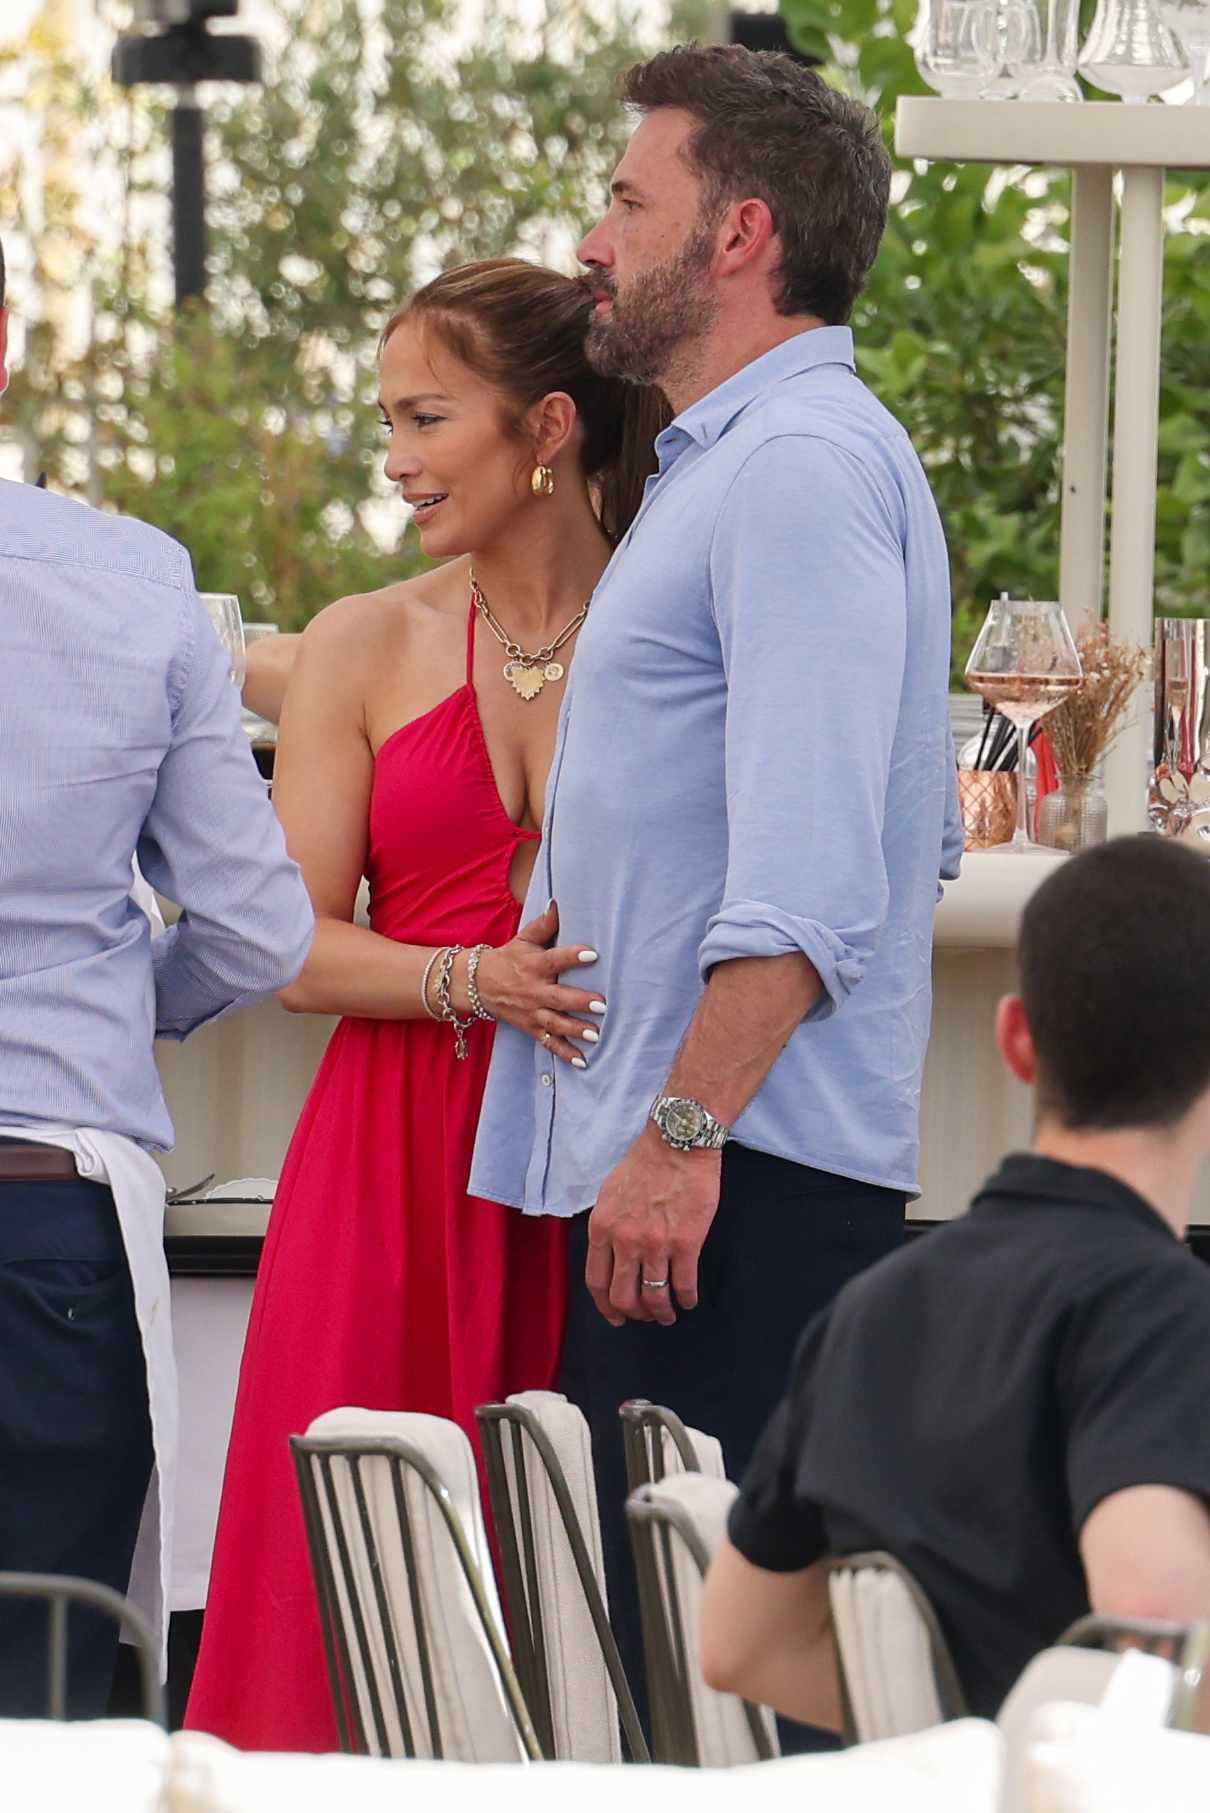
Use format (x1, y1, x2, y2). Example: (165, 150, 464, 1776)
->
(171, 85, 207, 307)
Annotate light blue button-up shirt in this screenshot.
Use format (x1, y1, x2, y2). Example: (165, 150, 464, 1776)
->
(0, 479, 314, 1151)
(471, 328, 960, 1214)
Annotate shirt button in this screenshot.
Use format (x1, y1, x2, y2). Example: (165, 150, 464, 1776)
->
(541, 1073, 553, 1087)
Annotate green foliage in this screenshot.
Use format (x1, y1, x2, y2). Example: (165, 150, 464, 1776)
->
(5, 0, 673, 624)
(781, 0, 1210, 679)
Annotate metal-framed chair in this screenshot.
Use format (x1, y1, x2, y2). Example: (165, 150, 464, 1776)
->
(1058, 1613, 1210, 1731)
(827, 1551, 967, 1744)
(626, 1473, 779, 1767)
(477, 1393, 648, 1762)
(0, 1571, 164, 1725)
(619, 1398, 726, 1493)
(291, 1408, 539, 1762)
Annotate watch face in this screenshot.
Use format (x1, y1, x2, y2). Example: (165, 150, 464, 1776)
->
(664, 1100, 706, 1143)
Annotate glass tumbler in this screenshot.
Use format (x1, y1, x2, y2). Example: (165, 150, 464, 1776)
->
(916, 0, 1001, 92)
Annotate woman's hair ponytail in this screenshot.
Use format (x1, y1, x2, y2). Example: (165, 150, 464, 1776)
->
(593, 382, 671, 542)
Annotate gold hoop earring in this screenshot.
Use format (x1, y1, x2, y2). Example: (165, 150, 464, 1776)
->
(531, 465, 556, 498)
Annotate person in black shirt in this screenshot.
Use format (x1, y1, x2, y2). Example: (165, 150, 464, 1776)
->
(700, 834, 1210, 1724)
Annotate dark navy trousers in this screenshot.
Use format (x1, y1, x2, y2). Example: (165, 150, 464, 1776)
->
(557, 1142, 906, 1746)
(0, 1173, 153, 1718)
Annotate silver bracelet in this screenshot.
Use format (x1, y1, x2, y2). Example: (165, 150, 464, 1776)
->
(465, 943, 495, 1024)
(420, 947, 445, 1022)
(435, 944, 476, 1060)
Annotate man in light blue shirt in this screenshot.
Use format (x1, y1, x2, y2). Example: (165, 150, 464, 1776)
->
(471, 47, 960, 1709)
(0, 236, 314, 1715)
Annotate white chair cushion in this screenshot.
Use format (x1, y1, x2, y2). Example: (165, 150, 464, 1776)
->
(660, 1421, 726, 1479)
(0, 1717, 169, 1813)
(829, 1564, 945, 1740)
(301, 1407, 526, 1761)
(165, 1719, 1002, 1813)
(1023, 1699, 1210, 1813)
(504, 1390, 620, 1761)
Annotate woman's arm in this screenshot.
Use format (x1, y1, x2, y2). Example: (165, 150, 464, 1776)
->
(274, 599, 604, 1058)
(242, 632, 300, 724)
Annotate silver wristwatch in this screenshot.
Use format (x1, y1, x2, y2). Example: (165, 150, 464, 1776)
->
(649, 1095, 730, 1152)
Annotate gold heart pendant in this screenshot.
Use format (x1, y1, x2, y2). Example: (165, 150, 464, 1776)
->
(504, 661, 545, 701)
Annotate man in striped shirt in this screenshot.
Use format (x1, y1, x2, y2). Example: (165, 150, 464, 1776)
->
(0, 235, 314, 1714)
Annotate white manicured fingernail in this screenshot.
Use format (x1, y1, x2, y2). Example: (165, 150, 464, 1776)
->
(581, 1027, 600, 1043)
(589, 1000, 606, 1014)
(572, 1056, 588, 1070)
(578, 949, 598, 963)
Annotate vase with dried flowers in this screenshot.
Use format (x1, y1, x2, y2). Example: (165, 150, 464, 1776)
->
(1039, 625, 1149, 852)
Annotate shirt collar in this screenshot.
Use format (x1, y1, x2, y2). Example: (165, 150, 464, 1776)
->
(973, 1152, 1178, 1241)
(654, 325, 856, 467)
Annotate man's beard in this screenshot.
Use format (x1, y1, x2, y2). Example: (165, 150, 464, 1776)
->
(586, 217, 719, 387)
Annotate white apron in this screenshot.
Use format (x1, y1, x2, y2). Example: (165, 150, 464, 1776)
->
(0, 1123, 175, 1678)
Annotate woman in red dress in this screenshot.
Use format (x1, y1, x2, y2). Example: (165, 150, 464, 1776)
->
(185, 259, 662, 1752)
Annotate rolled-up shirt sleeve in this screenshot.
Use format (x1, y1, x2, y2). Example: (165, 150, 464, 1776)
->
(699, 434, 907, 1020)
(142, 584, 314, 1038)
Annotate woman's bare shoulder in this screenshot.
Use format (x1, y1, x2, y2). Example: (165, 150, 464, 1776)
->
(298, 565, 467, 665)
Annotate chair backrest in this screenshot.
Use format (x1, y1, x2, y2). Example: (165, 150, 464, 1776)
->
(1057, 1613, 1210, 1732)
(626, 1473, 779, 1768)
(827, 1552, 967, 1744)
(996, 1645, 1170, 1813)
(0, 1572, 164, 1726)
(476, 1392, 647, 1762)
(290, 1408, 538, 1762)
(619, 1398, 726, 1493)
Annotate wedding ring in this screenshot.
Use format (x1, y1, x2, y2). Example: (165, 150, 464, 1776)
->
(642, 1276, 670, 1290)
(542, 1032, 552, 1047)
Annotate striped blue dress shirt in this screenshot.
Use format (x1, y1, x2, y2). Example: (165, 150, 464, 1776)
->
(0, 479, 314, 1151)
(471, 328, 961, 1214)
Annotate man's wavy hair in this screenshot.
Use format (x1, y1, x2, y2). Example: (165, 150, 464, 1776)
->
(623, 45, 891, 326)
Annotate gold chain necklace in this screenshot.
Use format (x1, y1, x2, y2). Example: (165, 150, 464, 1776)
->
(470, 571, 589, 701)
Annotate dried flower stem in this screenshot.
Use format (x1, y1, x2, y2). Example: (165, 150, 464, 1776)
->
(1046, 625, 1149, 783)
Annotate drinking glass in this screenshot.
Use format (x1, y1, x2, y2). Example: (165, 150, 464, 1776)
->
(199, 592, 247, 693)
(964, 598, 1083, 853)
(983, 0, 1037, 93)
(1160, 0, 1210, 98)
(1078, 0, 1188, 99)
(1009, 0, 1083, 95)
(916, 0, 1001, 94)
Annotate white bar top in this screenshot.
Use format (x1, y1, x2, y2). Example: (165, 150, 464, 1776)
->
(934, 849, 1066, 948)
(896, 97, 1210, 170)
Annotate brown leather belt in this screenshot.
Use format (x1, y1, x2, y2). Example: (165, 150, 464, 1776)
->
(0, 1141, 79, 1182)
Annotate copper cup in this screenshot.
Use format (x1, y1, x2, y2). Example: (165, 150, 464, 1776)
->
(958, 770, 1017, 850)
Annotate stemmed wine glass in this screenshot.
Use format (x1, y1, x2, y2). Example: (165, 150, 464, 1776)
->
(965, 597, 1082, 854)
(199, 593, 247, 693)
(1160, 0, 1210, 100)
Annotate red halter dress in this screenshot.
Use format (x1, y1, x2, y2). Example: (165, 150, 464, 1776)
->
(185, 606, 567, 1752)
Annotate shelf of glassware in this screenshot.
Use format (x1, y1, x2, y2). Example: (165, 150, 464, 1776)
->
(896, 96, 1210, 166)
(895, 95, 1209, 836)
